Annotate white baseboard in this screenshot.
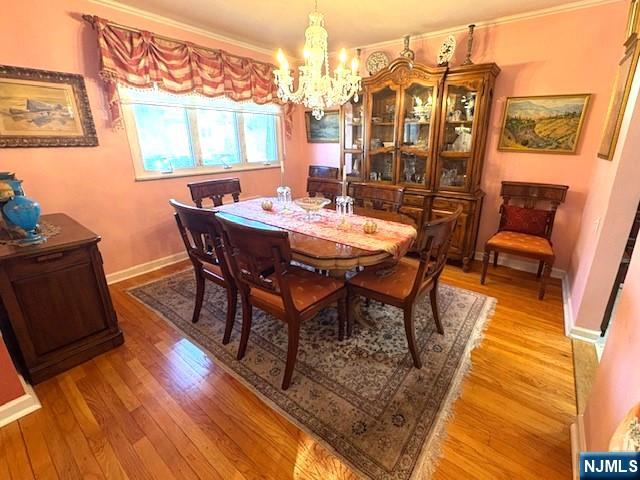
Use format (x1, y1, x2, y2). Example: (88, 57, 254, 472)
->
(0, 376, 41, 428)
(571, 413, 587, 480)
(562, 274, 574, 337)
(473, 251, 566, 278)
(569, 326, 602, 343)
(106, 251, 188, 285)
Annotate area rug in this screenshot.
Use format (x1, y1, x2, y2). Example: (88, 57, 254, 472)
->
(129, 269, 496, 479)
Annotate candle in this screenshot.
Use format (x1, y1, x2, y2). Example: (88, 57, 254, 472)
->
(280, 159, 285, 186)
(342, 168, 347, 196)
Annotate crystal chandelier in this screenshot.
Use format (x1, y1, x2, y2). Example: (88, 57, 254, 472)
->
(273, 2, 361, 120)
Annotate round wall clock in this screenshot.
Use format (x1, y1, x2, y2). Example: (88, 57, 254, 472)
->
(437, 35, 457, 66)
(366, 51, 390, 76)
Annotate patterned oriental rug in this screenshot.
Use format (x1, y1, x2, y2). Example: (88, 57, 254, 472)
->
(129, 269, 496, 480)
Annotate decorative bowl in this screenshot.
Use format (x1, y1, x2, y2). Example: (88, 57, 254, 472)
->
(294, 197, 331, 220)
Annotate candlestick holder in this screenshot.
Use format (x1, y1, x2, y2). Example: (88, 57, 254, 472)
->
(462, 24, 476, 66)
(335, 195, 354, 230)
(276, 185, 292, 212)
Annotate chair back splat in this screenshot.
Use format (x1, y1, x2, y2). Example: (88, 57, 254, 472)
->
(308, 165, 339, 179)
(307, 177, 343, 203)
(348, 182, 404, 213)
(188, 177, 241, 208)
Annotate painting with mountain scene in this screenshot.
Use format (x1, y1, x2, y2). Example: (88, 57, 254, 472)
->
(498, 94, 590, 154)
(0, 65, 98, 147)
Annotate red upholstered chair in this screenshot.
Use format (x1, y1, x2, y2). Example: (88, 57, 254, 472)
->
(170, 200, 237, 344)
(216, 212, 347, 390)
(480, 181, 568, 300)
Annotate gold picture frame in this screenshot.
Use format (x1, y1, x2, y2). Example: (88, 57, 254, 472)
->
(598, 35, 640, 160)
(497, 94, 591, 154)
(305, 110, 339, 143)
(0, 65, 98, 148)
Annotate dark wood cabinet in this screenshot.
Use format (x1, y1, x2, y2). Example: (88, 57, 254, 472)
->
(0, 213, 123, 383)
(340, 58, 499, 270)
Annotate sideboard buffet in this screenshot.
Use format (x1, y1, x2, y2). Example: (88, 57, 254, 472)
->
(339, 58, 500, 270)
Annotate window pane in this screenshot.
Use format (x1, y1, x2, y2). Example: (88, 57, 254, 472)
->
(131, 104, 194, 171)
(243, 113, 278, 163)
(195, 110, 240, 166)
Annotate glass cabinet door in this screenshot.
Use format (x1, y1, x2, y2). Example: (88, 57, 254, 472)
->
(367, 85, 399, 183)
(342, 96, 364, 151)
(399, 82, 435, 187)
(344, 151, 363, 180)
(437, 82, 479, 191)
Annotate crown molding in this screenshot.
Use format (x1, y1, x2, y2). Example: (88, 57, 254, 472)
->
(87, 0, 275, 57)
(350, 0, 621, 52)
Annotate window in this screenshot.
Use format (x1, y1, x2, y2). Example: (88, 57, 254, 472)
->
(119, 86, 283, 179)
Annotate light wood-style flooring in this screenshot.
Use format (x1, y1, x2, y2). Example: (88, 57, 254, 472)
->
(0, 260, 575, 479)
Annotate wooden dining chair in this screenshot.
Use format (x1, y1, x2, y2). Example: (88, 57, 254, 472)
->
(170, 200, 237, 344)
(480, 181, 568, 300)
(188, 177, 241, 208)
(347, 206, 462, 369)
(216, 212, 347, 390)
(348, 182, 404, 213)
(307, 177, 343, 204)
(308, 165, 339, 179)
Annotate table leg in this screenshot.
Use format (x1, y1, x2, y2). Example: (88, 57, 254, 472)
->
(329, 268, 375, 335)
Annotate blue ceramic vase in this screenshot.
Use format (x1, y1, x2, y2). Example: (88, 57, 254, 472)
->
(3, 195, 42, 243)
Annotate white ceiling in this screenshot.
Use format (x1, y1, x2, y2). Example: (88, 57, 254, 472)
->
(105, 0, 601, 54)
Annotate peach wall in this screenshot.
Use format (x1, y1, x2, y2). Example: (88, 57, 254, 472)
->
(0, 0, 306, 275)
(0, 335, 24, 405)
(304, 1, 627, 271)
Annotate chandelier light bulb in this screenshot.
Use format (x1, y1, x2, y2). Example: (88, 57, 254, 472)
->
(339, 48, 347, 64)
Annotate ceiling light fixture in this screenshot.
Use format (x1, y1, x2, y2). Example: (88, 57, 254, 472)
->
(273, 1, 361, 120)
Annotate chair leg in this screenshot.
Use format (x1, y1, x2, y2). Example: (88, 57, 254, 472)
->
(346, 289, 354, 338)
(536, 260, 544, 278)
(493, 251, 499, 268)
(222, 286, 237, 345)
(538, 262, 552, 300)
(237, 296, 252, 360)
(403, 306, 422, 369)
(337, 295, 346, 341)
(192, 269, 205, 324)
(282, 319, 300, 390)
(430, 281, 444, 335)
(480, 250, 490, 285)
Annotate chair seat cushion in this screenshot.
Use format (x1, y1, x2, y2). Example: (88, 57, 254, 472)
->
(250, 266, 343, 312)
(348, 258, 420, 301)
(486, 231, 554, 258)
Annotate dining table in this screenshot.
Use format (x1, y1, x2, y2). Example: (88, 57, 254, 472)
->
(215, 197, 419, 331)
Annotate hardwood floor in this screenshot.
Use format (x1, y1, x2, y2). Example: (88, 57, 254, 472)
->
(0, 260, 575, 479)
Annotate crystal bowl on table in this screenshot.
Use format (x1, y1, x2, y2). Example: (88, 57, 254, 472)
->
(294, 197, 331, 221)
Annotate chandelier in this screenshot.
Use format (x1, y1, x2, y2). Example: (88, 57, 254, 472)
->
(273, 2, 361, 120)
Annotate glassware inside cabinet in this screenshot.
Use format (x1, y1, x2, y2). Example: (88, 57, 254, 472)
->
(344, 152, 363, 180)
(443, 84, 476, 153)
(369, 152, 395, 183)
(369, 86, 397, 150)
(439, 156, 468, 188)
(402, 83, 434, 152)
(343, 96, 363, 150)
(400, 152, 427, 186)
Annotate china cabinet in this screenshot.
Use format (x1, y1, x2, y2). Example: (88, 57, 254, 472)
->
(340, 58, 500, 270)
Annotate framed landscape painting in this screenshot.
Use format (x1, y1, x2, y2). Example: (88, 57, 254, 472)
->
(0, 65, 98, 147)
(305, 110, 339, 143)
(498, 94, 591, 154)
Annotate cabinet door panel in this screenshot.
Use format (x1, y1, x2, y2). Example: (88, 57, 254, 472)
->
(431, 210, 468, 253)
(13, 262, 110, 356)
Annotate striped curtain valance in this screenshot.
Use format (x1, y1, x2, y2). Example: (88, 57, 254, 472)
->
(84, 16, 293, 137)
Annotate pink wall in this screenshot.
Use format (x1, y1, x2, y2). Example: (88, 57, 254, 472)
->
(0, 0, 306, 276)
(304, 1, 627, 272)
(0, 336, 24, 405)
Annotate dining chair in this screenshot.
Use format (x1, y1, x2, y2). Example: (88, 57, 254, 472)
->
(216, 212, 347, 390)
(188, 177, 241, 208)
(307, 177, 343, 204)
(170, 200, 237, 344)
(347, 206, 462, 368)
(308, 165, 339, 179)
(480, 181, 568, 300)
(348, 182, 404, 213)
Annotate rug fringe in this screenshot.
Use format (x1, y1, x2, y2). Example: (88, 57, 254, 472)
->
(410, 296, 497, 479)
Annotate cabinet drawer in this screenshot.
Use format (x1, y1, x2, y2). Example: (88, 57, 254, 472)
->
(403, 194, 426, 208)
(432, 198, 470, 213)
(431, 210, 468, 254)
(5, 246, 91, 280)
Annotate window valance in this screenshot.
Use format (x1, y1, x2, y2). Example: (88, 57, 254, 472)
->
(83, 15, 293, 138)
